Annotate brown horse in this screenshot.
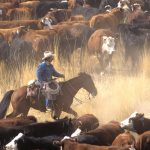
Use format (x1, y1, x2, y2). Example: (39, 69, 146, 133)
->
(0, 72, 97, 120)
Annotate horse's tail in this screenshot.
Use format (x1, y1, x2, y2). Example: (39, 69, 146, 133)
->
(0, 90, 14, 119)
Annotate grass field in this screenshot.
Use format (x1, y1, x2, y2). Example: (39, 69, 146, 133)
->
(0, 49, 150, 124)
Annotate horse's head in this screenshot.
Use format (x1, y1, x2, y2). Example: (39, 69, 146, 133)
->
(78, 72, 97, 97)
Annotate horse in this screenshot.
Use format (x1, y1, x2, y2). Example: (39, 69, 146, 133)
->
(0, 72, 97, 120)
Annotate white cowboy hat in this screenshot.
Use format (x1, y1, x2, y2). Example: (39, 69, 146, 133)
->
(42, 51, 55, 60)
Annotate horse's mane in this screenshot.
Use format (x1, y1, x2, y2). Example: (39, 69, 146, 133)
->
(59, 72, 90, 85)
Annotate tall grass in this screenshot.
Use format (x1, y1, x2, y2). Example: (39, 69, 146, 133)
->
(0, 44, 150, 122)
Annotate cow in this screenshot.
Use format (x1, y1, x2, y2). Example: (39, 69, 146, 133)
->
(126, 8, 148, 24)
(21, 28, 57, 61)
(7, 134, 61, 150)
(60, 139, 135, 150)
(0, 26, 27, 42)
(120, 112, 150, 134)
(87, 29, 117, 74)
(0, 117, 74, 147)
(73, 121, 124, 146)
(0, 116, 37, 127)
(22, 22, 93, 62)
(89, 7, 126, 30)
(112, 131, 136, 147)
(0, 20, 43, 29)
(8, 33, 34, 66)
(117, 23, 150, 73)
(136, 131, 150, 150)
(6, 127, 82, 150)
(55, 22, 94, 61)
(36, 1, 68, 18)
(40, 9, 71, 26)
(6, 7, 33, 20)
(0, 33, 10, 63)
(70, 3, 99, 21)
(72, 114, 99, 132)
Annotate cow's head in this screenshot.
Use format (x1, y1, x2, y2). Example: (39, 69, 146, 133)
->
(118, 0, 131, 12)
(120, 112, 145, 134)
(128, 113, 145, 134)
(102, 36, 116, 55)
(40, 17, 54, 29)
(131, 3, 142, 12)
(120, 112, 138, 129)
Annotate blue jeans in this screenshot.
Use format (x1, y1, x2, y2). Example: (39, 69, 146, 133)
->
(45, 99, 52, 108)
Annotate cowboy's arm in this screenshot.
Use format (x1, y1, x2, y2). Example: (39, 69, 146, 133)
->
(36, 64, 45, 82)
(52, 66, 64, 78)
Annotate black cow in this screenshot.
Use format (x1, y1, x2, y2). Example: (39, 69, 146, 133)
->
(74, 121, 124, 146)
(118, 23, 150, 73)
(122, 113, 150, 134)
(16, 135, 61, 150)
(36, 1, 68, 18)
(0, 117, 73, 147)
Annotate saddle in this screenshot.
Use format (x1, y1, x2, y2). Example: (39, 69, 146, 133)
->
(27, 80, 41, 98)
(27, 80, 62, 100)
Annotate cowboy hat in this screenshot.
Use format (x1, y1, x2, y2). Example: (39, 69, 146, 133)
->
(42, 51, 55, 60)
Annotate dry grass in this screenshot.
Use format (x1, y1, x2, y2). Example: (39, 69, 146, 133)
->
(0, 48, 150, 123)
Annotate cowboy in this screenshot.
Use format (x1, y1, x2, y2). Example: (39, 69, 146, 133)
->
(36, 51, 65, 110)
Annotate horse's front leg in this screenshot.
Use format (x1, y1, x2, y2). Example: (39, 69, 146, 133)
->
(67, 108, 78, 118)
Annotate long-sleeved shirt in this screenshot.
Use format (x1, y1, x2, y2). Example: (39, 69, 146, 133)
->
(36, 62, 63, 82)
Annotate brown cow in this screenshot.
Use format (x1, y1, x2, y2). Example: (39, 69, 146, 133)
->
(22, 22, 93, 61)
(6, 7, 33, 20)
(87, 29, 116, 73)
(0, 116, 37, 127)
(0, 26, 27, 42)
(19, 1, 40, 9)
(89, 7, 125, 30)
(61, 139, 133, 150)
(73, 121, 124, 146)
(22, 28, 56, 53)
(72, 114, 99, 132)
(0, 20, 42, 29)
(136, 131, 150, 150)
(112, 131, 136, 147)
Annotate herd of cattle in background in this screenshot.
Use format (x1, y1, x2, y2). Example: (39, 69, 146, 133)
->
(0, 0, 150, 150)
(0, 0, 150, 73)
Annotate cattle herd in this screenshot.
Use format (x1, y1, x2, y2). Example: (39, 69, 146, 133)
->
(0, 0, 150, 150)
(0, 112, 149, 150)
(0, 0, 150, 73)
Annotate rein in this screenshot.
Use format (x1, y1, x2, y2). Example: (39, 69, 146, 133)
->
(66, 81, 92, 106)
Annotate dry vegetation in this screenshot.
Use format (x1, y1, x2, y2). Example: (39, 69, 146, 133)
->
(0, 44, 150, 124)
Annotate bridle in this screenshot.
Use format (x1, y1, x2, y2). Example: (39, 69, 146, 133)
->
(66, 80, 92, 106)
